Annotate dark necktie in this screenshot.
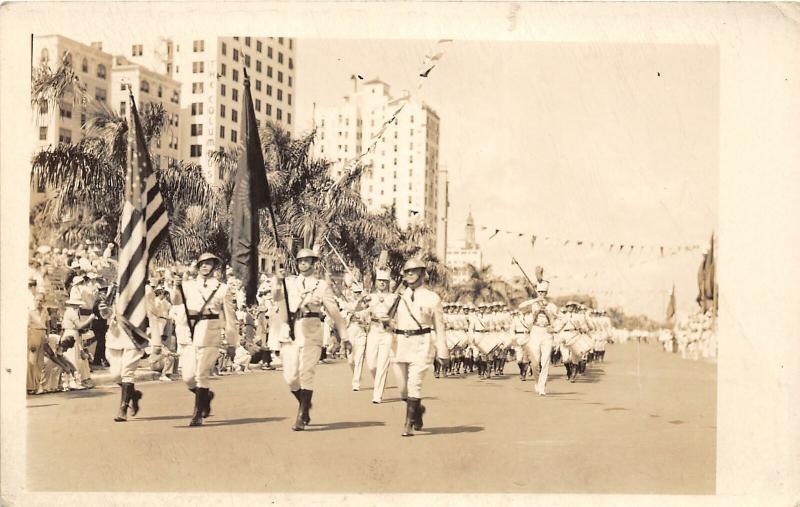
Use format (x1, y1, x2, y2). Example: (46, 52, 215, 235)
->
(410, 289, 415, 302)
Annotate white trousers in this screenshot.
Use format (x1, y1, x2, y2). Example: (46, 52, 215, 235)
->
(179, 344, 219, 389)
(280, 341, 322, 391)
(392, 361, 429, 400)
(348, 329, 368, 389)
(365, 327, 392, 402)
(525, 328, 554, 394)
(68, 335, 91, 383)
(106, 348, 143, 384)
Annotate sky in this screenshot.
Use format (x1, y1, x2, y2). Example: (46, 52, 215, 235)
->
(294, 39, 719, 320)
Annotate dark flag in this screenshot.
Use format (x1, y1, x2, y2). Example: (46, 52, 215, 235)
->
(666, 283, 676, 322)
(117, 90, 169, 349)
(230, 69, 271, 305)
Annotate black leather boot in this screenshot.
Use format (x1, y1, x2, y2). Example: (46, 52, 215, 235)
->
(411, 398, 425, 431)
(114, 383, 130, 422)
(402, 399, 415, 437)
(302, 389, 313, 425)
(189, 388, 204, 427)
(129, 384, 142, 417)
(202, 389, 214, 418)
(292, 390, 306, 431)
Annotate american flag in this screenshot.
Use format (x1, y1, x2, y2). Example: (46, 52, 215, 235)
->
(116, 90, 169, 348)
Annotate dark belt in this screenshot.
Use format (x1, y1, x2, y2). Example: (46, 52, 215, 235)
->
(79, 308, 93, 316)
(394, 328, 432, 336)
(297, 311, 321, 320)
(189, 313, 219, 321)
(514, 331, 527, 334)
(474, 329, 488, 333)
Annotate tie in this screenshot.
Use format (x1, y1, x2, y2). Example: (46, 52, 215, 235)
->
(302, 278, 306, 290)
(410, 289, 415, 302)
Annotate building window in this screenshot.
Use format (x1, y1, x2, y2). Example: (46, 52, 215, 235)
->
(190, 124, 203, 136)
(277, 89, 283, 101)
(80, 112, 87, 126)
(278, 52, 283, 64)
(140, 80, 150, 93)
(255, 79, 261, 91)
(266, 84, 273, 96)
(267, 66, 273, 78)
(166, 63, 172, 73)
(119, 101, 126, 116)
(231, 110, 238, 123)
(276, 108, 282, 121)
(245, 54, 251, 68)
(59, 104, 72, 119)
(220, 63, 227, 76)
(288, 76, 293, 87)
(287, 113, 291, 125)
(190, 145, 202, 157)
(91, 42, 102, 51)
(255, 99, 261, 112)
(192, 61, 204, 73)
(192, 82, 204, 94)
(245, 37, 251, 47)
(233, 48, 239, 62)
(256, 60, 262, 72)
(278, 37, 284, 45)
(219, 125, 225, 138)
(193, 40, 204, 52)
(171, 90, 180, 104)
(220, 83, 226, 96)
(288, 58, 293, 70)
(232, 69, 239, 82)
(268, 47, 273, 58)
(191, 102, 203, 115)
(157, 85, 163, 98)
(58, 128, 72, 144)
(97, 64, 106, 79)
(221, 42, 227, 55)
(232, 89, 239, 102)
(220, 104, 226, 118)
(81, 58, 88, 73)
(132, 44, 143, 56)
(256, 40, 263, 52)
(278, 71, 283, 83)
(39, 127, 47, 140)
(95, 87, 107, 102)
(289, 39, 293, 50)
(266, 104, 272, 116)
(231, 130, 238, 143)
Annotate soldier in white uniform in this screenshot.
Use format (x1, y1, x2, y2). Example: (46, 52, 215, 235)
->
(271, 249, 348, 431)
(510, 309, 532, 380)
(178, 252, 237, 427)
(519, 281, 558, 396)
(104, 303, 144, 422)
(342, 283, 368, 391)
(363, 269, 397, 403)
(391, 258, 449, 437)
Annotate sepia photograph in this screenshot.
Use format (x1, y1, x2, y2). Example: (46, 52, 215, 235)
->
(2, 2, 799, 506)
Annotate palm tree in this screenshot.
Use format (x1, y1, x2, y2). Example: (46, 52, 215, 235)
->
(451, 264, 512, 305)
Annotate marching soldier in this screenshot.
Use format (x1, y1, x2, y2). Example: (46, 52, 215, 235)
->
(510, 309, 531, 380)
(178, 252, 237, 427)
(519, 281, 558, 396)
(554, 303, 579, 382)
(342, 283, 369, 391)
(104, 302, 144, 422)
(391, 258, 449, 437)
(363, 269, 398, 403)
(272, 248, 348, 431)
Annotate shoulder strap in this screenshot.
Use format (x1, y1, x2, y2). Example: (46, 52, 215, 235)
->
(399, 293, 424, 330)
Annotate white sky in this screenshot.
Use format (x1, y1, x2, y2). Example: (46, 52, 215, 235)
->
(294, 39, 718, 320)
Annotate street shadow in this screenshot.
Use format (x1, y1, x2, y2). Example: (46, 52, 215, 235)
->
(418, 425, 484, 435)
(574, 368, 606, 384)
(134, 415, 192, 421)
(172, 417, 286, 428)
(26, 403, 59, 409)
(63, 389, 113, 399)
(545, 391, 578, 396)
(486, 375, 511, 381)
(307, 420, 385, 431)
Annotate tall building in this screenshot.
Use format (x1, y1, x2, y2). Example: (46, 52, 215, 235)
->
(85, 35, 297, 185)
(312, 79, 441, 253)
(31, 35, 180, 206)
(446, 212, 483, 284)
(436, 165, 450, 262)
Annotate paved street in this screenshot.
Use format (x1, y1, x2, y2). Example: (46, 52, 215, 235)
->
(26, 341, 715, 494)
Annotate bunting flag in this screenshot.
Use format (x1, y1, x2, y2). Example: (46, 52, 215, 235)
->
(488, 229, 500, 240)
(230, 69, 272, 305)
(531, 235, 537, 249)
(116, 89, 169, 349)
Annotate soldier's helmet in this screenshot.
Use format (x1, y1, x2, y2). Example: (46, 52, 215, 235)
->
(296, 248, 319, 261)
(195, 252, 221, 268)
(375, 269, 391, 281)
(402, 258, 426, 272)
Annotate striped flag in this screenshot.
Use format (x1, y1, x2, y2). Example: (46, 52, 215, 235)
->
(116, 90, 169, 349)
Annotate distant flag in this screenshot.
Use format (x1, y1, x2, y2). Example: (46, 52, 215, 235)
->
(577, 240, 583, 246)
(489, 229, 500, 240)
(531, 235, 537, 249)
(116, 89, 169, 349)
(660, 246, 665, 257)
(628, 245, 635, 254)
(230, 69, 272, 305)
(609, 244, 614, 252)
(619, 245, 625, 252)
(564, 240, 570, 246)
(518, 233, 524, 238)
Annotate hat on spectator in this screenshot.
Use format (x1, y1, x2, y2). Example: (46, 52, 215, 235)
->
(296, 248, 319, 261)
(402, 258, 426, 272)
(195, 252, 222, 267)
(375, 269, 391, 281)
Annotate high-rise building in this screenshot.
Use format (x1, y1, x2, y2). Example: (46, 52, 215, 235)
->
(436, 165, 450, 262)
(87, 35, 297, 185)
(312, 79, 441, 253)
(446, 212, 483, 284)
(31, 35, 181, 206)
